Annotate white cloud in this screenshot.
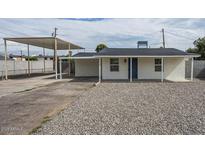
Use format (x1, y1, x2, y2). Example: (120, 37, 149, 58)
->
(0, 18, 205, 55)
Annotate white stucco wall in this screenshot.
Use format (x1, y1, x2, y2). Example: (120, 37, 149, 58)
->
(138, 58, 160, 79)
(102, 57, 128, 79)
(74, 57, 186, 81)
(164, 57, 186, 81)
(75, 59, 98, 77)
(138, 57, 186, 81)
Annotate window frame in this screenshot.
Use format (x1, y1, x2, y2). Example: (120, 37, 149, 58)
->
(110, 58, 119, 72)
(154, 58, 162, 72)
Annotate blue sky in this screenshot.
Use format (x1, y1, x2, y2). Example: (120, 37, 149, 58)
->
(0, 18, 205, 56)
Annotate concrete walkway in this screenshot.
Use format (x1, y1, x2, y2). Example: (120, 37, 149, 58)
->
(0, 74, 71, 98)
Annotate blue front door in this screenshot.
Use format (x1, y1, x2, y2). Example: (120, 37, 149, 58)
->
(132, 58, 138, 79)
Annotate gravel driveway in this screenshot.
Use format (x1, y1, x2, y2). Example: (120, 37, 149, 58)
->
(35, 80, 205, 135)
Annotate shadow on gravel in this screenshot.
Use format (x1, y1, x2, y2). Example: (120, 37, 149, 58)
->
(4, 73, 54, 80)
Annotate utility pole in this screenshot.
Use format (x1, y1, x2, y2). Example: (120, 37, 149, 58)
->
(20, 50, 23, 61)
(162, 28, 165, 48)
(54, 27, 57, 37)
(52, 27, 58, 37)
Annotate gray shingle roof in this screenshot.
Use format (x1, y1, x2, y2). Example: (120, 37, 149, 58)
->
(72, 48, 200, 58)
(96, 48, 199, 57)
(72, 52, 96, 57)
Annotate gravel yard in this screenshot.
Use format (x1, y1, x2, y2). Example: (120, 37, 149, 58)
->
(35, 80, 205, 135)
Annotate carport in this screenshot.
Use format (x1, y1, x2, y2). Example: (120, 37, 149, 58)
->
(59, 52, 99, 79)
(3, 37, 84, 80)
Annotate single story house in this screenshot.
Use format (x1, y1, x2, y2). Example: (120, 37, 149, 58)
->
(60, 48, 200, 82)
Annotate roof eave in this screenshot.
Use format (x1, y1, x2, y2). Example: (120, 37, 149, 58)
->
(60, 55, 201, 59)
(59, 56, 97, 60)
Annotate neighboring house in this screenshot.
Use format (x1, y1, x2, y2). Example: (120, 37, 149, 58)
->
(71, 48, 199, 82)
(9, 54, 26, 61)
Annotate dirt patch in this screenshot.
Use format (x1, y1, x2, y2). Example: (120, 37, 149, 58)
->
(0, 80, 96, 135)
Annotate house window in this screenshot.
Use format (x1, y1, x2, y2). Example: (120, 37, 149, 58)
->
(155, 58, 162, 72)
(110, 58, 119, 72)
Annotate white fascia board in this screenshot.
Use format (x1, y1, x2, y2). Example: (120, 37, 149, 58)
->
(60, 54, 200, 59)
(94, 55, 200, 58)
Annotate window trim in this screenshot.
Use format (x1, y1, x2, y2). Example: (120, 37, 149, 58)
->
(110, 58, 119, 72)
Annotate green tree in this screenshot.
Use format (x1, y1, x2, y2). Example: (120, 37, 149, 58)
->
(186, 37, 205, 60)
(26, 56, 38, 61)
(186, 47, 198, 53)
(95, 44, 108, 53)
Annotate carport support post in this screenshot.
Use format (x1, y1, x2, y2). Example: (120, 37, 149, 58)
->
(99, 58, 101, 82)
(191, 57, 194, 81)
(130, 57, 132, 82)
(161, 57, 164, 82)
(4, 39, 8, 80)
(27, 44, 30, 77)
(68, 43, 71, 77)
(43, 48, 45, 73)
(54, 38, 58, 79)
(60, 58, 62, 79)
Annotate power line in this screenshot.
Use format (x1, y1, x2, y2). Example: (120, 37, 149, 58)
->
(0, 31, 9, 35)
(58, 30, 161, 38)
(2, 20, 52, 35)
(142, 30, 161, 36)
(149, 42, 162, 45)
(15, 24, 51, 34)
(186, 31, 201, 38)
(0, 30, 28, 38)
(166, 31, 196, 41)
(0, 24, 52, 38)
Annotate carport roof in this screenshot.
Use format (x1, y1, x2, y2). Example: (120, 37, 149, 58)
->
(4, 37, 84, 50)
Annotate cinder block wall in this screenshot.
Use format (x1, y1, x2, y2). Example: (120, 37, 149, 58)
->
(0, 60, 53, 77)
